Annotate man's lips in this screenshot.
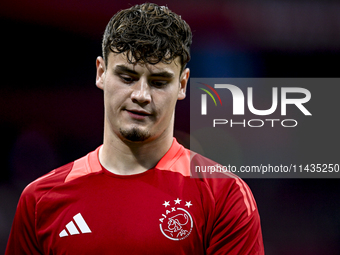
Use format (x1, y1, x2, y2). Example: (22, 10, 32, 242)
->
(125, 109, 152, 119)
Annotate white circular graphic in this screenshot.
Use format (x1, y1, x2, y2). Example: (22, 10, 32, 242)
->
(159, 207, 193, 241)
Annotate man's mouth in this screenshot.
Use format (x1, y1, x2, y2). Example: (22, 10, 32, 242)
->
(126, 109, 151, 119)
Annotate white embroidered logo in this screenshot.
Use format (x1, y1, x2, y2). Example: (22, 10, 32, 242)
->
(59, 213, 92, 237)
(159, 198, 193, 240)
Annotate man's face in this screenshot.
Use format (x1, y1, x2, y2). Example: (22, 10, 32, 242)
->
(96, 53, 189, 143)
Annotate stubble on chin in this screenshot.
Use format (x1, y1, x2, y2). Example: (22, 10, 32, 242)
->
(119, 127, 151, 142)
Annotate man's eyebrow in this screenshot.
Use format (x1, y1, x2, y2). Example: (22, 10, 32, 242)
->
(150, 71, 175, 79)
(114, 65, 138, 75)
(114, 65, 175, 78)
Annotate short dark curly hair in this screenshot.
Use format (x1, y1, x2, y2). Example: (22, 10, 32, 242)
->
(102, 3, 192, 73)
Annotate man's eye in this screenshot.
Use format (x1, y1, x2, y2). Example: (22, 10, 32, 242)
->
(151, 80, 168, 87)
(120, 75, 134, 83)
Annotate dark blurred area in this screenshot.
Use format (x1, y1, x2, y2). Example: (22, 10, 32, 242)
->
(1, 0, 339, 254)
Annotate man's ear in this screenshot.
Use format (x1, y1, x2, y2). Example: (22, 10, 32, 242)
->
(178, 68, 190, 100)
(96, 57, 106, 90)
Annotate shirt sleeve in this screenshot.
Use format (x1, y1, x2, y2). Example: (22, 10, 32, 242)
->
(5, 184, 43, 255)
(206, 178, 265, 255)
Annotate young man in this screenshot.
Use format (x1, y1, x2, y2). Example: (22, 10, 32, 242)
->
(6, 3, 264, 254)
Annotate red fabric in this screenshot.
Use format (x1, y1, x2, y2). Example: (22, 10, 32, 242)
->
(6, 139, 264, 254)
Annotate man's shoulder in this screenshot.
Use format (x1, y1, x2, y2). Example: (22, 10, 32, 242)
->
(168, 144, 245, 196)
(22, 146, 102, 201)
(21, 161, 75, 202)
(189, 152, 245, 193)
(168, 141, 241, 183)
(190, 152, 238, 178)
(163, 139, 239, 182)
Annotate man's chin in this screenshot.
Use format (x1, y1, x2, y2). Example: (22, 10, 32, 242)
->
(119, 127, 151, 142)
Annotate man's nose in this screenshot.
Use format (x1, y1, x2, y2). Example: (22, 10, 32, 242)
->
(130, 79, 151, 104)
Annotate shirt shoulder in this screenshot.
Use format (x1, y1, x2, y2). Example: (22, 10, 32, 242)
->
(191, 152, 258, 216)
(158, 140, 257, 215)
(21, 162, 73, 205)
(21, 146, 102, 204)
(188, 154, 263, 254)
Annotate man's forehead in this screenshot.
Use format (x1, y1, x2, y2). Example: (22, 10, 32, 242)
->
(107, 52, 181, 74)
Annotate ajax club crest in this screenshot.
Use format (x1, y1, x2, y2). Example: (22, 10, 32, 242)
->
(159, 198, 193, 241)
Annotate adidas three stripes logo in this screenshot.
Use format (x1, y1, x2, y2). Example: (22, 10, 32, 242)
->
(59, 213, 92, 237)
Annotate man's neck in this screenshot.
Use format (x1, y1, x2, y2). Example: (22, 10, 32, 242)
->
(98, 132, 174, 176)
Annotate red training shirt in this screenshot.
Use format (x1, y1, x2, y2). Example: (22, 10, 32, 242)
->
(6, 139, 264, 254)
